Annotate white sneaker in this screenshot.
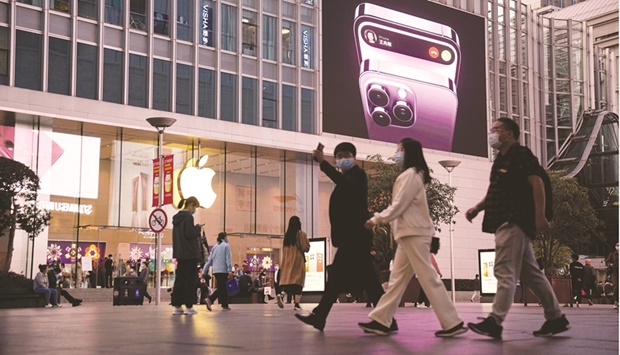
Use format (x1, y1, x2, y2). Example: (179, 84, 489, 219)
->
(614, 302, 618, 310)
(52, 304, 62, 308)
(172, 307, 184, 315)
(184, 308, 198, 315)
(45, 304, 53, 308)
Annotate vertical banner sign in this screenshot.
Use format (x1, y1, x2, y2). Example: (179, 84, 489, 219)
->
(162, 155, 174, 205)
(152, 158, 160, 207)
(301, 27, 311, 68)
(200, 3, 213, 46)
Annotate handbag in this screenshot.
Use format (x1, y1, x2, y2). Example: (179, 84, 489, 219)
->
(226, 278, 240, 296)
(430, 237, 440, 254)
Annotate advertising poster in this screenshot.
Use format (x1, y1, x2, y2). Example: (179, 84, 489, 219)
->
(322, 0, 487, 156)
(478, 249, 497, 295)
(47, 240, 107, 264)
(152, 157, 160, 207)
(303, 238, 326, 292)
(0, 118, 15, 159)
(163, 155, 174, 205)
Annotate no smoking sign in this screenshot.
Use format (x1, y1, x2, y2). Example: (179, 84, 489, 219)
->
(149, 208, 168, 233)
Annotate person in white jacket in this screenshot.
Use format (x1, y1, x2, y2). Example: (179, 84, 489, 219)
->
(358, 138, 467, 337)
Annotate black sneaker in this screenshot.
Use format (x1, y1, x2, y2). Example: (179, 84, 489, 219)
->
(295, 312, 325, 332)
(468, 317, 503, 340)
(72, 299, 83, 307)
(360, 319, 398, 334)
(358, 320, 393, 336)
(533, 315, 570, 337)
(435, 321, 468, 337)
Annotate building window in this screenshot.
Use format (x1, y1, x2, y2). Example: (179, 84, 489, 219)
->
(242, 77, 257, 125)
(262, 15, 277, 61)
(176, 63, 193, 115)
(300, 25, 313, 69)
(103, 48, 123, 104)
(301, 88, 315, 134)
(48, 37, 71, 95)
(220, 72, 237, 122)
(262, 81, 277, 128)
(154, 0, 169, 36)
(282, 20, 295, 65)
(130, 0, 148, 31)
(128, 54, 148, 108)
(177, 0, 192, 41)
(282, 84, 296, 131)
(76, 43, 98, 100)
(199, 0, 215, 47)
(17, 0, 43, 8)
(104, 0, 122, 25)
(152, 59, 171, 111)
(15, 31, 42, 91)
(78, 0, 99, 20)
(241, 10, 257, 57)
(221, 4, 237, 52)
(198, 68, 216, 118)
(0, 27, 9, 86)
(50, 0, 71, 13)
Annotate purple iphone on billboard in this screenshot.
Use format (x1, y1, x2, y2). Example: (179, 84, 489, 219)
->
(353, 3, 461, 151)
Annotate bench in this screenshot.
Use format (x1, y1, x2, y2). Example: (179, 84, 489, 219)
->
(0, 287, 47, 309)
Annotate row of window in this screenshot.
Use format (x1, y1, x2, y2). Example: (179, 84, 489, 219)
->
(3, 29, 315, 132)
(15, 0, 315, 68)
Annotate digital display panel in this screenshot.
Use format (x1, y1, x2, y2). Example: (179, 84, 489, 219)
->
(479, 249, 497, 295)
(302, 238, 326, 292)
(323, 0, 487, 156)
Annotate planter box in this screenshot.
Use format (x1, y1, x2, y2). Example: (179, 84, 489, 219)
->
(0, 287, 47, 309)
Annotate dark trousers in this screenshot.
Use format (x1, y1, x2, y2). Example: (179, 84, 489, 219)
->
(106, 271, 113, 288)
(59, 289, 76, 304)
(208, 273, 229, 308)
(313, 249, 384, 321)
(572, 280, 583, 303)
(171, 259, 198, 308)
(583, 282, 595, 300)
(417, 287, 430, 307)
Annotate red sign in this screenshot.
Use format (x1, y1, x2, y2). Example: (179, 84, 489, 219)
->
(149, 208, 168, 233)
(152, 155, 174, 206)
(163, 155, 174, 205)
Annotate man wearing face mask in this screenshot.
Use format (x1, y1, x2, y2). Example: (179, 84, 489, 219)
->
(466, 118, 570, 339)
(295, 142, 384, 331)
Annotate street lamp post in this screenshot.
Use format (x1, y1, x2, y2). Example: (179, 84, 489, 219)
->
(439, 159, 461, 303)
(146, 117, 176, 305)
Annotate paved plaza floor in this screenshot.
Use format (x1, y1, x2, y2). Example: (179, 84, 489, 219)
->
(0, 302, 617, 354)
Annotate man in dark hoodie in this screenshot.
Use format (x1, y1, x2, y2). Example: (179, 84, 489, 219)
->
(295, 142, 384, 331)
(171, 196, 201, 315)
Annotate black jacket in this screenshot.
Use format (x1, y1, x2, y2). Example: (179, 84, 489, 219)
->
(570, 261, 585, 282)
(172, 211, 201, 260)
(320, 161, 372, 252)
(47, 270, 59, 289)
(238, 274, 253, 296)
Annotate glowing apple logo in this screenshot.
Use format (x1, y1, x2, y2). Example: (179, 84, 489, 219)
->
(174, 155, 217, 208)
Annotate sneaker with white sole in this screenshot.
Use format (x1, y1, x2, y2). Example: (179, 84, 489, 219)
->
(45, 304, 53, 308)
(533, 315, 570, 337)
(468, 317, 503, 340)
(358, 320, 393, 336)
(52, 304, 62, 308)
(172, 307, 184, 315)
(434, 322, 468, 337)
(184, 308, 198, 315)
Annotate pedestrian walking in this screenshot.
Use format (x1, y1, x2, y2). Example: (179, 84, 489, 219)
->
(471, 274, 481, 302)
(466, 118, 570, 339)
(204, 232, 233, 311)
(357, 138, 467, 337)
(139, 261, 152, 304)
(569, 254, 584, 307)
(295, 142, 384, 331)
(583, 259, 596, 306)
(277, 216, 310, 311)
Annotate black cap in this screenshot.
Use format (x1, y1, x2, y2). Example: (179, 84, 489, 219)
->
(334, 142, 356, 157)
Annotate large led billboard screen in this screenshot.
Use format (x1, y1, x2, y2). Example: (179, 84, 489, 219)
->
(323, 0, 487, 157)
(478, 249, 497, 295)
(302, 238, 326, 292)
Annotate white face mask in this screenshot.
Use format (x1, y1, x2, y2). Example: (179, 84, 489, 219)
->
(393, 151, 404, 168)
(616, 245, 619, 250)
(488, 133, 501, 149)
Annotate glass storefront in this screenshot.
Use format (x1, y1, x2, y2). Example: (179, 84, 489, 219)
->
(4, 114, 334, 289)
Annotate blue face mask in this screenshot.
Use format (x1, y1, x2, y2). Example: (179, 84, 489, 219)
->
(393, 152, 404, 168)
(336, 158, 355, 171)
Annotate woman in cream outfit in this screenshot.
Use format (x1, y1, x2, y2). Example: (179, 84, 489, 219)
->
(358, 138, 467, 337)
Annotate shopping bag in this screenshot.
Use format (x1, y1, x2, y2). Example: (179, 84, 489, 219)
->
(226, 278, 240, 296)
(264, 286, 272, 296)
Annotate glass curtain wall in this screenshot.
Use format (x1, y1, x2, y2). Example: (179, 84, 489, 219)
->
(4, 114, 332, 286)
